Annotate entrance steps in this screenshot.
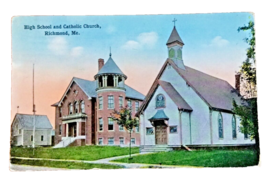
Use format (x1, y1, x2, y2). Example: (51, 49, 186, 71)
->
(53, 137, 77, 148)
(140, 145, 173, 153)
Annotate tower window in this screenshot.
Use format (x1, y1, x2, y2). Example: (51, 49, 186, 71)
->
(169, 48, 175, 58)
(99, 96, 103, 109)
(108, 96, 114, 109)
(177, 48, 182, 60)
(119, 96, 123, 108)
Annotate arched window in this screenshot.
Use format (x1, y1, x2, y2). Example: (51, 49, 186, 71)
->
(218, 112, 223, 139)
(69, 103, 73, 115)
(81, 101, 85, 113)
(74, 101, 79, 113)
(156, 94, 165, 108)
(169, 48, 175, 58)
(232, 115, 237, 139)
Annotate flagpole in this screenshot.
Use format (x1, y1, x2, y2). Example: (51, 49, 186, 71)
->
(32, 64, 36, 155)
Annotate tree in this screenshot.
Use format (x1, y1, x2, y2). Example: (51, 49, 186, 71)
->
(110, 106, 139, 159)
(233, 20, 259, 161)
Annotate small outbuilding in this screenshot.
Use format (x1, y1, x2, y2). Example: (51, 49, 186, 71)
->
(11, 113, 53, 147)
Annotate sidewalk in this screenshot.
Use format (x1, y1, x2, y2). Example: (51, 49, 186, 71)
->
(11, 152, 181, 170)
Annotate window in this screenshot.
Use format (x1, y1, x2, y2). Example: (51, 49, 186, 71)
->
(108, 137, 114, 145)
(156, 94, 165, 108)
(59, 124, 62, 135)
(108, 118, 114, 131)
(232, 116, 237, 139)
(41, 135, 44, 141)
(119, 96, 123, 108)
(74, 101, 79, 113)
(81, 101, 85, 113)
(119, 137, 124, 145)
(19, 129, 21, 134)
(131, 138, 135, 145)
(127, 100, 132, 109)
(177, 48, 182, 60)
(98, 138, 103, 145)
(218, 113, 223, 139)
(69, 103, 73, 114)
(146, 128, 154, 135)
(59, 107, 62, 117)
(170, 126, 178, 133)
(135, 101, 139, 113)
(99, 118, 103, 131)
(169, 48, 175, 58)
(108, 96, 114, 109)
(31, 135, 33, 141)
(135, 125, 139, 133)
(119, 125, 124, 131)
(99, 97, 103, 109)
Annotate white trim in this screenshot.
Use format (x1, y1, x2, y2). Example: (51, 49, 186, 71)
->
(62, 118, 85, 124)
(96, 88, 125, 93)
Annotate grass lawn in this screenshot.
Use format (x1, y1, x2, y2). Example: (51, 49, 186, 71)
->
(11, 158, 123, 169)
(11, 146, 139, 161)
(113, 149, 259, 167)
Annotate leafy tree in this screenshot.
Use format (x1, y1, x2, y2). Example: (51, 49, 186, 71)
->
(233, 20, 259, 161)
(110, 106, 139, 159)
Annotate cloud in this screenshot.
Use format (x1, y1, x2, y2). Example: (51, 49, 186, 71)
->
(48, 37, 68, 55)
(137, 32, 158, 47)
(106, 25, 116, 34)
(70, 47, 84, 57)
(121, 40, 140, 50)
(121, 31, 158, 50)
(204, 36, 229, 48)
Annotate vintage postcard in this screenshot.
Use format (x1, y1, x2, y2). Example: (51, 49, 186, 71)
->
(10, 13, 259, 171)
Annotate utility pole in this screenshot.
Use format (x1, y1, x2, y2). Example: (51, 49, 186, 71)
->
(32, 64, 36, 155)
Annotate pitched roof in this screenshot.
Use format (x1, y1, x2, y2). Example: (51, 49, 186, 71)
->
(14, 114, 53, 129)
(138, 59, 244, 115)
(158, 80, 192, 111)
(95, 57, 126, 77)
(166, 26, 184, 45)
(149, 109, 169, 121)
(54, 77, 145, 106)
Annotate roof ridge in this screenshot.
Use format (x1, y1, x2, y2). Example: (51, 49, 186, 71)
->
(16, 113, 47, 116)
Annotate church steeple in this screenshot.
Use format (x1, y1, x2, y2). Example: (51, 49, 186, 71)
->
(166, 20, 185, 70)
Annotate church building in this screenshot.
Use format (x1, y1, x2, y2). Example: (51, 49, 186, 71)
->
(137, 25, 255, 152)
(52, 53, 144, 148)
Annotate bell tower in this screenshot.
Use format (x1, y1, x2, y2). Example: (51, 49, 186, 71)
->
(166, 19, 185, 70)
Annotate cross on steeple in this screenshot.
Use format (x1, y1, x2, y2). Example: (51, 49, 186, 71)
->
(172, 18, 177, 26)
(109, 47, 112, 57)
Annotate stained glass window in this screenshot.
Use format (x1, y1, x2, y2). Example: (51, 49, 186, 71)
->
(218, 113, 223, 139)
(156, 94, 165, 108)
(177, 48, 182, 60)
(169, 48, 175, 58)
(232, 116, 237, 139)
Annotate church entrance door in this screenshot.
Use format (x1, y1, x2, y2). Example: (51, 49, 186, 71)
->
(155, 121, 167, 145)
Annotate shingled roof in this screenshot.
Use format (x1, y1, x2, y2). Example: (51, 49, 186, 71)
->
(166, 26, 184, 46)
(13, 114, 53, 129)
(138, 59, 244, 115)
(54, 77, 145, 106)
(158, 80, 192, 111)
(95, 56, 126, 78)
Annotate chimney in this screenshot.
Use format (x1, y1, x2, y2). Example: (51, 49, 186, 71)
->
(235, 73, 241, 93)
(98, 58, 104, 71)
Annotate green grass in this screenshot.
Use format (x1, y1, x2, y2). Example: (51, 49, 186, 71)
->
(113, 149, 259, 167)
(11, 146, 139, 161)
(11, 158, 123, 169)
